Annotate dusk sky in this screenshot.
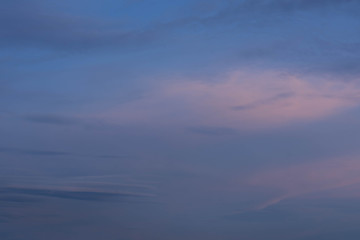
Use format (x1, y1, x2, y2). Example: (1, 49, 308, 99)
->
(2, 0, 360, 239)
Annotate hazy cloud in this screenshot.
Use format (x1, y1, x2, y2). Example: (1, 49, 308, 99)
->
(0, 147, 130, 160)
(0, 1, 155, 51)
(246, 155, 360, 210)
(98, 70, 360, 129)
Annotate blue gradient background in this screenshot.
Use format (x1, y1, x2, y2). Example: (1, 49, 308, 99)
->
(2, 0, 360, 239)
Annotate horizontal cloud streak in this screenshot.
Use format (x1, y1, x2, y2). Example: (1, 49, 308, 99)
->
(0, 1, 158, 51)
(0, 186, 152, 201)
(247, 156, 360, 210)
(99, 70, 360, 130)
(0, 147, 131, 160)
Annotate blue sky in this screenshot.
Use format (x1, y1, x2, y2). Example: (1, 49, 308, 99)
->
(2, 0, 360, 239)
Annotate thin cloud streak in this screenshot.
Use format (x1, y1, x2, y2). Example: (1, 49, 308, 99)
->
(247, 156, 360, 210)
(0, 185, 155, 201)
(0, 147, 132, 161)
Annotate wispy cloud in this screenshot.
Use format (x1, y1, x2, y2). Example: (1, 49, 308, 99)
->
(0, 186, 151, 201)
(0, 1, 157, 51)
(0, 147, 130, 160)
(201, 0, 360, 23)
(232, 92, 294, 111)
(247, 155, 360, 210)
(98, 70, 360, 130)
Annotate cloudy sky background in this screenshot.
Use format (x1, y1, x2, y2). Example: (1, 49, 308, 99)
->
(2, 0, 360, 239)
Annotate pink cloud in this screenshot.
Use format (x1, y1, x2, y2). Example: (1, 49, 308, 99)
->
(98, 70, 360, 130)
(246, 156, 360, 210)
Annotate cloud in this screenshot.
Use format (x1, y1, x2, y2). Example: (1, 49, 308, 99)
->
(206, 0, 360, 19)
(196, 0, 360, 79)
(0, 186, 151, 201)
(98, 70, 360, 130)
(0, 147, 129, 160)
(2, 0, 360, 86)
(232, 92, 294, 111)
(0, 0, 155, 51)
(246, 155, 360, 210)
(243, 0, 358, 12)
(0, 179, 157, 239)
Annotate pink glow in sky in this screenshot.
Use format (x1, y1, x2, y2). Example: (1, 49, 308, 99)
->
(100, 70, 360, 130)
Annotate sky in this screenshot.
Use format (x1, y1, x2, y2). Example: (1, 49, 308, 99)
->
(1, 0, 360, 239)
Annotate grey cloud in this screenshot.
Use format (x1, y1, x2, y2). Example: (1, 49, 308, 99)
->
(246, 0, 358, 12)
(3, 0, 359, 80)
(166, 0, 360, 30)
(0, 186, 148, 201)
(5, 0, 353, 52)
(0, 1, 155, 51)
(232, 92, 294, 111)
(238, 45, 360, 79)
(127, 1, 359, 84)
(308, 58, 360, 79)
(209, 0, 359, 18)
(0, 147, 131, 160)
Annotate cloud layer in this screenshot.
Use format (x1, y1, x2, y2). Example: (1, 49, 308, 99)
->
(3, 0, 360, 239)
(100, 70, 360, 130)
